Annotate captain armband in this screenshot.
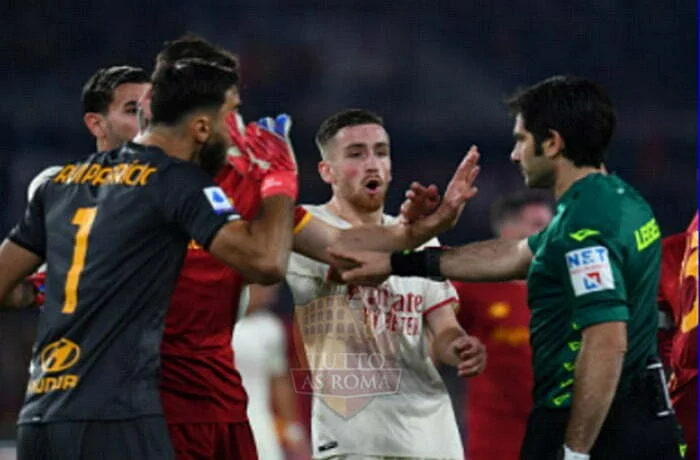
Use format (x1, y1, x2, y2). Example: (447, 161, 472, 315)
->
(390, 247, 444, 280)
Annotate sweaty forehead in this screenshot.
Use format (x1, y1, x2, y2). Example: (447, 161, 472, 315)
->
(334, 124, 388, 148)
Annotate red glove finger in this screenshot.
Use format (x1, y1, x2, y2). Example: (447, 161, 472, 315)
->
(27, 272, 46, 307)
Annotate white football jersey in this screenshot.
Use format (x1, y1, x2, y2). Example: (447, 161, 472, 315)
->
(287, 205, 463, 459)
(233, 306, 287, 460)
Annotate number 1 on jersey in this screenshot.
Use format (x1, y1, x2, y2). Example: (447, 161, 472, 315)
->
(63, 207, 97, 314)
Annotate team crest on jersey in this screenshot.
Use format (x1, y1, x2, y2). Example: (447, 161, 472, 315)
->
(565, 246, 615, 296)
(203, 186, 235, 214)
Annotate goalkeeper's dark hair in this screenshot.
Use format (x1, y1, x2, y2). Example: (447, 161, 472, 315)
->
(490, 191, 551, 234)
(505, 75, 615, 168)
(315, 109, 385, 156)
(82, 66, 150, 114)
(150, 58, 238, 126)
(156, 34, 239, 74)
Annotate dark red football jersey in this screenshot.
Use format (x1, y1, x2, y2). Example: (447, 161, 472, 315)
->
(670, 214, 698, 459)
(453, 280, 532, 460)
(160, 163, 309, 423)
(657, 233, 686, 370)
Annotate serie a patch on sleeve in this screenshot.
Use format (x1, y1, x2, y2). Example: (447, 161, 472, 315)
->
(203, 186, 236, 215)
(565, 246, 615, 296)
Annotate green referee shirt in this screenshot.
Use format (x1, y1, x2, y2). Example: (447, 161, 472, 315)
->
(526, 173, 660, 409)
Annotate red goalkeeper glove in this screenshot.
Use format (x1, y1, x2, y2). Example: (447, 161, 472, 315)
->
(27, 271, 46, 307)
(226, 112, 298, 200)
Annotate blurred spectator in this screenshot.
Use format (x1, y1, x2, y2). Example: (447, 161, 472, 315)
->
(234, 284, 310, 460)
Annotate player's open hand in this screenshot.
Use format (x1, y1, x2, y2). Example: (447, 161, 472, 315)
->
(428, 146, 481, 233)
(399, 182, 441, 224)
(326, 248, 392, 286)
(453, 335, 486, 378)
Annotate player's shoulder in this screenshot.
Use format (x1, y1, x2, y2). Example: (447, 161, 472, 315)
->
(299, 203, 350, 229)
(561, 175, 634, 233)
(27, 165, 64, 201)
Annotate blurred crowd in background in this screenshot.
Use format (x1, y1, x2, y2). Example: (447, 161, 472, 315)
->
(0, 0, 695, 452)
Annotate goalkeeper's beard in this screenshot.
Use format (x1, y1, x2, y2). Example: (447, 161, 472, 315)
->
(198, 135, 228, 177)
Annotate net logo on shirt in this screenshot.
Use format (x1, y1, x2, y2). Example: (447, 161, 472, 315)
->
(203, 186, 235, 214)
(565, 246, 615, 296)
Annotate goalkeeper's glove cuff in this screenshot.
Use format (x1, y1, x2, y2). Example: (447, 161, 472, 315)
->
(261, 171, 298, 201)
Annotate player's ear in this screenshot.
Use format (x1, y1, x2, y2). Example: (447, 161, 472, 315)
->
(318, 160, 335, 185)
(83, 112, 106, 140)
(542, 129, 565, 159)
(191, 114, 212, 144)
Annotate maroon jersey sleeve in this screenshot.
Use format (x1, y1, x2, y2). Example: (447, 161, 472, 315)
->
(674, 214, 698, 370)
(657, 233, 686, 368)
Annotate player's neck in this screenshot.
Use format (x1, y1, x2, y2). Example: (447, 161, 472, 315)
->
(96, 138, 116, 152)
(133, 128, 195, 162)
(325, 197, 384, 226)
(553, 161, 602, 199)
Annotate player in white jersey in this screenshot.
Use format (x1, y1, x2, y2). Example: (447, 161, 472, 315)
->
(235, 284, 309, 460)
(286, 109, 486, 459)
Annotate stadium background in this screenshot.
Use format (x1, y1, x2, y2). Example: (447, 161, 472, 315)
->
(0, 0, 695, 455)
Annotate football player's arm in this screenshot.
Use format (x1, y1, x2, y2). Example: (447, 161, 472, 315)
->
(209, 195, 295, 285)
(293, 216, 441, 266)
(425, 298, 486, 376)
(1, 179, 47, 309)
(0, 241, 43, 309)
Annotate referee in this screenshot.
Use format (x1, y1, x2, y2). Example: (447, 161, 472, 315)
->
(333, 76, 686, 459)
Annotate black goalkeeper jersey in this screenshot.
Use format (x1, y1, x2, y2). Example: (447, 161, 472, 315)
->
(9, 142, 240, 423)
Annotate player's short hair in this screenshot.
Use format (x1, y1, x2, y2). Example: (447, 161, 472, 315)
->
(150, 58, 238, 126)
(155, 34, 239, 72)
(506, 75, 616, 168)
(490, 191, 551, 233)
(315, 109, 384, 157)
(81, 66, 150, 114)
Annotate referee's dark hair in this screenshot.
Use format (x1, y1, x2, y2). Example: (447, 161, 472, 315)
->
(82, 66, 150, 114)
(506, 75, 616, 168)
(490, 191, 551, 235)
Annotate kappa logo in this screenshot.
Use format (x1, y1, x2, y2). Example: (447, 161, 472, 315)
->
(569, 228, 600, 242)
(565, 246, 615, 296)
(203, 186, 236, 215)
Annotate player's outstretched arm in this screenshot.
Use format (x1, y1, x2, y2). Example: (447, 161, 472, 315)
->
(425, 302, 486, 377)
(0, 240, 43, 309)
(329, 237, 533, 286)
(210, 195, 295, 285)
(293, 147, 481, 266)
